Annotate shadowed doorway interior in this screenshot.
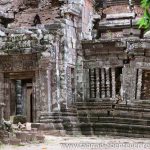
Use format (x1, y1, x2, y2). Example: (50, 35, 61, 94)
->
(4, 72, 35, 122)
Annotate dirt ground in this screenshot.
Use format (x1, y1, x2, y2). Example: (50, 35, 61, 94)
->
(1, 135, 150, 150)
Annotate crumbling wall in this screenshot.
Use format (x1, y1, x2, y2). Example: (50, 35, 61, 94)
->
(82, 0, 94, 39)
(0, 25, 62, 120)
(0, 0, 62, 28)
(0, 0, 95, 115)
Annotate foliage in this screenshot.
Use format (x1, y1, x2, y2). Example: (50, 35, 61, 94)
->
(13, 115, 27, 124)
(138, 0, 150, 29)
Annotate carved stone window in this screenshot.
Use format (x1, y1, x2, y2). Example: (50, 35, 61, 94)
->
(88, 67, 123, 99)
(89, 68, 112, 99)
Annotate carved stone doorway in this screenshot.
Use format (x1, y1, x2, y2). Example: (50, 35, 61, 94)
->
(4, 72, 35, 122)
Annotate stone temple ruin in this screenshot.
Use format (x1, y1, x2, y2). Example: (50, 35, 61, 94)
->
(0, 0, 150, 138)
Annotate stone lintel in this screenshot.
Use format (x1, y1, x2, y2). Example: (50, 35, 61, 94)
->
(106, 13, 136, 20)
(99, 19, 131, 29)
(83, 60, 123, 69)
(82, 39, 150, 57)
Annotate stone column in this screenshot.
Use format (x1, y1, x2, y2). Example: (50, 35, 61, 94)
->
(101, 68, 105, 98)
(0, 103, 5, 124)
(22, 83, 27, 116)
(83, 69, 90, 100)
(106, 68, 110, 98)
(16, 80, 23, 115)
(136, 69, 142, 100)
(122, 65, 137, 104)
(0, 73, 4, 122)
(96, 68, 100, 99)
(111, 68, 116, 99)
(38, 57, 53, 114)
(47, 68, 52, 112)
(0, 73, 4, 103)
(39, 69, 49, 113)
(4, 78, 12, 120)
(34, 71, 40, 122)
(90, 68, 96, 98)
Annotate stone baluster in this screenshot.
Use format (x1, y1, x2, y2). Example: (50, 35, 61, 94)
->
(111, 68, 116, 99)
(101, 68, 106, 98)
(96, 68, 100, 99)
(83, 69, 90, 100)
(16, 80, 23, 115)
(89, 68, 96, 98)
(136, 69, 142, 100)
(106, 68, 110, 97)
(47, 68, 52, 112)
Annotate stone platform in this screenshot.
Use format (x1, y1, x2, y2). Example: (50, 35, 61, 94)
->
(39, 102, 150, 138)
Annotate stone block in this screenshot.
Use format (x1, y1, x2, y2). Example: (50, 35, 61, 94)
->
(15, 132, 36, 143)
(9, 138, 21, 145)
(15, 132, 27, 143)
(38, 123, 53, 130)
(35, 135, 45, 143)
(31, 123, 41, 129)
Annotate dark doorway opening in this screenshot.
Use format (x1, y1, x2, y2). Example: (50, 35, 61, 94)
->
(115, 67, 122, 95)
(4, 72, 35, 122)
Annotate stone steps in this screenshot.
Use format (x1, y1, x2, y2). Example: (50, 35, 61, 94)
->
(77, 110, 150, 120)
(39, 119, 63, 123)
(78, 116, 150, 125)
(75, 102, 150, 137)
(76, 104, 150, 112)
(39, 109, 80, 135)
(38, 102, 150, 137)
(78, 122, 150, 137)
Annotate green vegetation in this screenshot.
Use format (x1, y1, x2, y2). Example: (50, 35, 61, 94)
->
(138, 0, 150, 29)
(13, 115, 27, 124)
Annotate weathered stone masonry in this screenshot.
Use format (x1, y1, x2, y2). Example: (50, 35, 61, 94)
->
(1, 0, 150, 137)
(0, 0, 94, 123)
(81, 0, 150, 104)
(75, 0, 150, 137)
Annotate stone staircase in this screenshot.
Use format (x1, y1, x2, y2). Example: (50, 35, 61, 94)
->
(76, 101, 150, 137)
(39, 108, 81, 136)
(38, 101, 150, 137)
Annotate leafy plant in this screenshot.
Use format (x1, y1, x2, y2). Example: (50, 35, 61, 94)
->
(138, 0, 150, 29)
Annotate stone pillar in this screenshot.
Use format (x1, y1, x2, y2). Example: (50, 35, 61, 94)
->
(10, 80, 16, 116)
(83, 69, 90, 100)
(101, 68, 105, 98)
(39, 69, 49, 112)
(3, 78, 11, 120)
(0, 73, 4, 122)
(89, 68, 96, 98)
(0, 73, 4, 103)
(96, 68, 100, 99)
(111, 68, 116, 99)
(39, 67, 52, 113)
(0, 103, 5, 124)
(22, 83, 27, 116)
(136, 69, 142, 100)
(122, 65, 137, 104)
(34, 71, 41, 122)
(38, 57, 53, 114)
(106, 68, 110, 97)
(47, 69, 52, 112)
(16, 80, 23, 115)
